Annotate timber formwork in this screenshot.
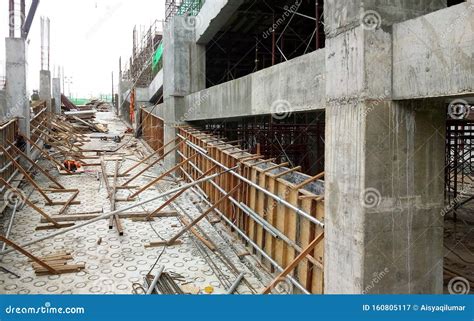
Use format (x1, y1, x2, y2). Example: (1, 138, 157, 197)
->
(177, 126, 325, 293)
(140, 107, 164, 154)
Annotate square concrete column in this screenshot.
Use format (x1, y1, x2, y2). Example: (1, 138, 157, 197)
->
(163, 16, 206, 168)
(324, 0, 447, 294)
(5, 38, 30, 144)
(39, 70, 52, 112)
(52, 78, 61, 114)
(0, 89, 6, 121)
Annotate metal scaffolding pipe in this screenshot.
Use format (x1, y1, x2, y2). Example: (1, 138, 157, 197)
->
(227, 272, 245, 294)
(177, 134, 324, 228)
(177, 165, 309, 294)
(146, 265, 165, 294)
(0, 169, 232, 256)
(178, 151, 320, 259)
(0, 199, 19, 254)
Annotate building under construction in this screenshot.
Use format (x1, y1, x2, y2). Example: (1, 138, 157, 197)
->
(0, 0, 473, 295)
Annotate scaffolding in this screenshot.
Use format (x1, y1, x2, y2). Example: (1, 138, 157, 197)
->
(445, 107, 474, 220)
(165, 0, 205, 22)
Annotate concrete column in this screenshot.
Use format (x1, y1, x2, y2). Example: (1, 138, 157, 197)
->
(324, 0, 447, 294)
(39, 70, 52, 112)
(52, 78, 61, 114)
(163, 16, 206, 168)
(5, 38, 30, 142)
(0, 89, 6, 121)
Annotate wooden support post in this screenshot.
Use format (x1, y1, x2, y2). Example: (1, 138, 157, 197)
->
(7, 142, 65, 189)
(120, 137, 179, 176)
(128, 153, 199, 200)
(0, 235, 58, 274)
(166, 184, 241, 245)
(0, 147, 54, 204)
(122, 138, 188, 186)
(0, 178, 62, 228)
(20, 134, 73, 174)
(261, 232, 324, 294)
(58, 190, 79, 215)
(145, 165, 218, 221)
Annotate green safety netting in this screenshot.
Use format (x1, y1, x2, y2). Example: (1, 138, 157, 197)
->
(152, 43, 164, 72)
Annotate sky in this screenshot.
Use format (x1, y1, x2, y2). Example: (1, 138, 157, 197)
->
(0, 0, 164, 98)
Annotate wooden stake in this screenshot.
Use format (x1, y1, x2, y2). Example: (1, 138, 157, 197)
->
(261, 232, 324, 294)
(166, 184, 241, 245)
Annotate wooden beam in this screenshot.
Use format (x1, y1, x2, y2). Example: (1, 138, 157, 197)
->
(295, 171, 325, 190)
(273, 166, 302, 179)
(262, 162, 290, 173)
(166, 184, 241, 245)
(0, 235, 57, 274)
(145, 165, 218, 221)
(128, 153, 199, 200)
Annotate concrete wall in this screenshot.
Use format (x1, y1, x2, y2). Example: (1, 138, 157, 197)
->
(393, 1, 474, 99)
(184, 48, 326, 121)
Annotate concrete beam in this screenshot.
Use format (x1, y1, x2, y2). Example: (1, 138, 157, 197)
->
(324, 0, 446, 38)
(183, 49, 326, 121)
(195, 0, 244, 44)
(393, 2, 474, 99)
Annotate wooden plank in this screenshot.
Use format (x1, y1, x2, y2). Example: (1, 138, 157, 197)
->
(0, 235, 57, 274)
(312, 200, 325, 294)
